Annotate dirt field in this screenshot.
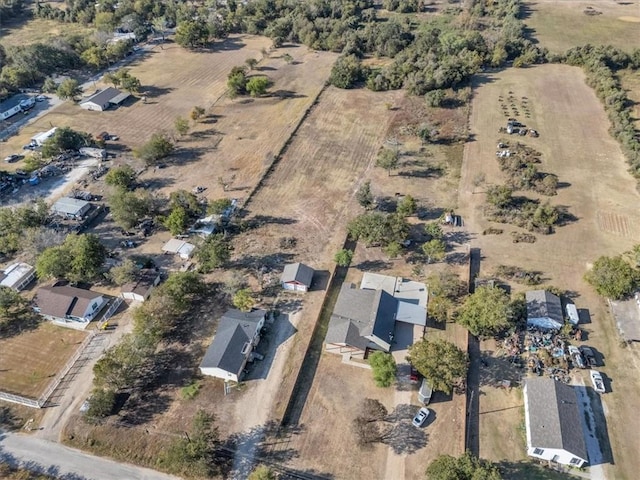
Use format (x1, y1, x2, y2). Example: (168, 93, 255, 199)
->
(0, 36, 336, 207)
(460, 63, 640, 479)
(523, 0, 640, 53)
(0, 322, 87, 398)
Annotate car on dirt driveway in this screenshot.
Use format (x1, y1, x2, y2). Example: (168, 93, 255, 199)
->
(412, 407, 430, 427)
(4, 154, 21, 163)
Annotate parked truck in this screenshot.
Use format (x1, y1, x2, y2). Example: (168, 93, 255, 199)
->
(418, 378, 433, 405)
(79, 147, 107, 160)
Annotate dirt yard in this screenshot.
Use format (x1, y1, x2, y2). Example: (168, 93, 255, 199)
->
(460, 63, 640, 479)
(0, 36, 336, 208)
(523, 0, 640, 53)
(0, 322, 88, 398)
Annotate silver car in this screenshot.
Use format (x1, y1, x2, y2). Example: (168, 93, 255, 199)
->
(412, 407, 430, 427)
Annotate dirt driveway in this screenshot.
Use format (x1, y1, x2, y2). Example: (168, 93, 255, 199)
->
(459, 64, 640, 479)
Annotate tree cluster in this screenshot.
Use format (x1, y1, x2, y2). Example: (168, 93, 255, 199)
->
(426, 452, 502, 480)
(457, 286, 515, 338)
(0, 200, 49, 258)
(585, 254, 639, 300)
(134, 133, 174, 166)
(103, 68, 141, 92)
(36, 233, 106, 283)
(407, 338, 468, 395)
(41, 126, 95, 158)
(347, 212, 409, 247)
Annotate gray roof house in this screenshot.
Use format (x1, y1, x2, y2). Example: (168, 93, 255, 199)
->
(199, 309, 267, 383)
(325, 273, 427, 358)
(80, 87, 130, 111)
(120, 270, 161, 302)
(51, 197, 92, 219)
(281, 262, 314, 292)
(524, 377, 589, 468)
(527, 290, 564, 330)
(34, 285, 107, 327)
(0, 262, 35, 291)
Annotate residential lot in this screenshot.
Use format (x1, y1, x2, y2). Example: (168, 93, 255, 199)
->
(460, 63, 640, 479)
(0, 322, 87, 398)
(523, 0, 640, 53)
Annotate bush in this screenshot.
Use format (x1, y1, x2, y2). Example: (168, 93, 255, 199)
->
(134, 134, 174, 165)
(329, 54, 365, 89)
(369, 351, 396, 387)
(86, 388, 116, 420)
(585, 255, 639, 299)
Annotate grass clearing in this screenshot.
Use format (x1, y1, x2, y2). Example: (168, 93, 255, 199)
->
(0, 17, 95, 48)
(0, 322, 87, 398)
(523, 0, 640, 53)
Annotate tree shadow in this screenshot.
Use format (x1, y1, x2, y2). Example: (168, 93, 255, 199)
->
(245, 215, 298, 227)
(398, 166, 444, 179)
(141, 85, 174, 98)
(355, 260, 393, 272)
(231, 252, 296, 272)
(270, 90, 307, 99)
(0, 312, 41, 340)
(417, 206, 446, 221)
(118, 390, 173, 426)
(555, 206, 578, 226)
(383, 403, 429, 454)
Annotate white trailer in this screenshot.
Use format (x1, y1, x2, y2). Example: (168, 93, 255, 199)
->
(79, 147, 107, 160)
(31, 127, 57, 146)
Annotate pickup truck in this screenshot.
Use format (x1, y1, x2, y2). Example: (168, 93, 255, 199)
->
(590, 370, 605, 393)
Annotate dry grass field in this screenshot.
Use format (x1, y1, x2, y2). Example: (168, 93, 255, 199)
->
(620, 69, 640, 131)
(0, 322, 87, 398)
(523, 0, 640, 53)
(0, 17, 95, 48)
(0, 36, 337, 206)
(460, 63, 640, 479)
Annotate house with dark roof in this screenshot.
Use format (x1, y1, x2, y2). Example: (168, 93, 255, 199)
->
(325, 273, 427, 358)
(80, 87, 130, 111)
(199, 309, 267, 383)
(281, 262, 314, 292)
(120, 270, 161, 302)
(34, 285, 107, 325)
(527, 290, 564, 330)
(524, 377, 589, 468)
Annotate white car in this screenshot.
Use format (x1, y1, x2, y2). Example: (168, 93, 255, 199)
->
(412, 407, 430, 427)
(590, 370, 605, 393)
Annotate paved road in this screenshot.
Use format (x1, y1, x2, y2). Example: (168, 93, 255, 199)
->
(0, 431, 180, 480)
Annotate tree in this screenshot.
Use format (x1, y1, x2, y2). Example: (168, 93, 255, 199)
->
(163, 206, 190, 236)
(208, 198, 232, 215)
(425, 89, 446, 108)
(397, 195, 417, 217)
(36, 234, 106, 283)
(585, 255, 639, 299)
(486, 185, 513, 208)
(120, 74, 141, 94)
(42, 77, 57, 93)
(348, 212, 410, 247)
(175, 19, 209, 48)
(383, 241, 403, 259)
(56, 78, 82, 101)
(352, 398, 391, 447)
(334, 248, 354, 267)
(422, 239, 446, 263)
(245, 58, 258, 70)
(457, 286, 514, 338)
(108, 259, 138, 286)
(195, 234, 232, 272)
(41, 126, 93, 158)
(174, 116, 190, 137)
(248, 465, 276, 480)
(427, 270, 465, 323)
(0, 286, 38, 337)
(376, 148, 399, 176)
(85, 388, 116, 421)
(227, 66, 247, 97)
(329, 54, 365, 89)
(105, 165, 137, 190)
(134, 133, 174, 165)
(190, 106, 205, 122)
(159, 410, 219, 477)
(109, 189, 153, 230)
(407, 338, 467, 395)
(233, 288, 254, 312)
(356, 181, 373, 209)
(246, 76, 270, 97)
(369, 351, 396, 387)
(425, 222, 444, 240)
(426, 452, 502, 480)
(152, 17, 167, 41)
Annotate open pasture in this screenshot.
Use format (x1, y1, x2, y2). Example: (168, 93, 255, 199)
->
(0, 322, 87, 399)
(523, 0, 640, 53)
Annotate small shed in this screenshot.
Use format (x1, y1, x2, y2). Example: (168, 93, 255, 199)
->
(121, 270, 161, 302)
(566, 304, 580, 325)
(526, 290, 564, 330)
(51, 197, 91, 219)
(0, 262, 36, 291)
(281, 262, 314, 292)
(31, 127, 57, 146)
(162, 238, 195, 259)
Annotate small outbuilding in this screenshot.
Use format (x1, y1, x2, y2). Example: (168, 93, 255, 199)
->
(120, 270, 161, 302)
(526, 290, 564, 330)
(524, 377, 588, 468)
(162, 238, 195, 259)
(0, 262, 36, 291)
(80, 87, 130, 111)
(31, 127, 57, 147)
(51, 197, 92, 219)
(199, 309, 267, 382)
(281, 262, 314, 292)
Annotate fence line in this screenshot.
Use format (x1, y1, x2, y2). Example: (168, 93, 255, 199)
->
(0, 390, 40, 408)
